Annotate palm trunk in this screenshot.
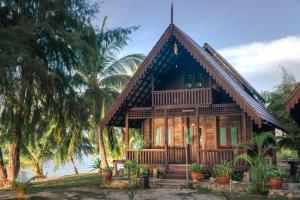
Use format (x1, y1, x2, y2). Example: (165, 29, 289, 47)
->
(31, 158, 43, 177)
(70, 157, 79, 174)
(0, 147, 7, 180)
(98, 125, 108, 168)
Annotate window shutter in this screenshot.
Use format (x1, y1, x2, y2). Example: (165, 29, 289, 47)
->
(219, 127, 226, 145)
(230, 127, 237, 145)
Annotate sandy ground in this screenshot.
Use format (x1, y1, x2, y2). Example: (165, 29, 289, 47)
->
(0, 188, 224, 200)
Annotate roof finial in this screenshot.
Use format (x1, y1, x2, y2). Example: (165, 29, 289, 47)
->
(171, 2, 174, 24)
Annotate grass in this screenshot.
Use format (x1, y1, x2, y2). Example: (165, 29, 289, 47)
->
(0, 173, 104, 200)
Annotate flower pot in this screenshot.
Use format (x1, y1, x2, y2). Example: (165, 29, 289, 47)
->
(98, 168, 103, 175)
(216, 176, 230, 185)
(269, 178, 283, 189)
(191, 172, 204, 181)
(104, 172, 112, 183)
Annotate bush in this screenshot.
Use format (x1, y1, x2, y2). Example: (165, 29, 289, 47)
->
(231, 170, 244, 181)
(266, 167, 287, 179)
(103, 167, 112, 173)
(277, 148, 298, 162)
(190, 163, 204, 172)
(214, 161, 232, 177)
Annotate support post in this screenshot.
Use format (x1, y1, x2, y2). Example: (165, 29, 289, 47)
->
(164, 111, 168, 166)
(196, 110, 200, 163)
(125, 113, 129, 159)
(242, 113, 247, 143)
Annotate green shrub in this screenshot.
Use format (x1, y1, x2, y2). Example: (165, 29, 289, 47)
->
(103, 166, 112, 173)
(277, 148, 298, 162)
(231, 170, 244, 181)
(214, 161, 232, 177)
(266, 167, 287, 179)
(190, 163, 204, 172)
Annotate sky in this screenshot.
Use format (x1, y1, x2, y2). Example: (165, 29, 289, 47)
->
(93, 0, 300, 92)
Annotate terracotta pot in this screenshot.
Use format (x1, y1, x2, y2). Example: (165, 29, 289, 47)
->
(216, 176, 230, 185)
(269, 178, 283, 190)
(104, 172, 112, 183)
(191, 172, 204, 181)
(98, 168, 103, 174)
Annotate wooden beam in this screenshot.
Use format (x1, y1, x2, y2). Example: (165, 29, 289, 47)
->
(125, 113, 129, 146)
(242, 113, 247, 143)
(196, 110, 200, 163)
(164, 111, 168, 165)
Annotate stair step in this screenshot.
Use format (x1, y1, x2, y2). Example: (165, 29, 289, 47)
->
(168, 164, 190, 171)
(166, 170, 187, 175)
(152, 179, 188, 188)
(163, 173, 188, 179)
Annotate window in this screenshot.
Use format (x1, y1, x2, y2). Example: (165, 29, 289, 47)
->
(195, 73, 203, 88)
(198, 128, 202, 145)
(168, 128, 173, 145)
(155, 128, 161, 145)
(184, 73, 193, 88)
(219, 127, 227, 146)
(230, 127, 237, 145)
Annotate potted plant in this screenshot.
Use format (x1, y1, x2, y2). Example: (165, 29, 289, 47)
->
(103, 166, 112, 183)
(267, 167, 287, 189)
(214, 161, 232, 185)
(91, 158, 102, 174)
(190, 163, 205, 181)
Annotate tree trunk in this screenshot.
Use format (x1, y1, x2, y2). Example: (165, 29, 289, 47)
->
(70, 157, 79, 174)
(7, 129, 21, 181)
(98, 125, 108, 168)
(0, 147, 7, 180)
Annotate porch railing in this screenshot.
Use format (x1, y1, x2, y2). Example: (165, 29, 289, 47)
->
(198, 149, 247, 169)
(125, 149, 166, 165)
(152, 88, 211, 107)
(168, 147, 186, 164)
(125, 148, 247, 168)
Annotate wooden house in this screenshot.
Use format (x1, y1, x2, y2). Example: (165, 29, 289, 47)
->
(99, 21, 284, 174)
(284, 83, 300, 125)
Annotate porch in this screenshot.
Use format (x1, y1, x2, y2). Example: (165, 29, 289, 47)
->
(125, 148, 247, 169)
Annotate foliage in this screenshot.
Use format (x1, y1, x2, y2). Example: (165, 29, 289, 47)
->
(235, 132, 276, 194)
(12, 175, 44, 200)
(125, 160, 142, 200)
(266, 167, 287, 179)
(91, 158, 102, 170)
(103, 167, 112, 173)
(79, 16, 144, 167)
(214, 161, 232, 177)
(277, 147, 298, 162)
(231, 170, 244, 182)
(262, 67, 300, 157)
(0, 0, 97, 180)
(190, 163, 204, 172)
(124, 160, 142, 177)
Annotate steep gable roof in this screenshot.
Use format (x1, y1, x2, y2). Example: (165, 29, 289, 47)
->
(283, 83, 300, 124)
(100, 24, 284, 131)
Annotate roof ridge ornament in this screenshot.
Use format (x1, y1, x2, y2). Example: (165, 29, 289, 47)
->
(171, 2, 174, 25)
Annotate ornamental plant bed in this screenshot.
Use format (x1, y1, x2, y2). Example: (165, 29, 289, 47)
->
(214, 161, 232, 185)
(190, 163, 205, 181)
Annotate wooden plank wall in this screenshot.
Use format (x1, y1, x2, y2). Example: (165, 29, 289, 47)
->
(205, 116, 217, 149)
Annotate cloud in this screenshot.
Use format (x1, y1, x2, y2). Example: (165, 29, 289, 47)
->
(218, 36, 300, 91)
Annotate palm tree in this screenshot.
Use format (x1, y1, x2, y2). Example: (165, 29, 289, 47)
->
(235, 132, 276, 194)
(79, 16, 144, 168)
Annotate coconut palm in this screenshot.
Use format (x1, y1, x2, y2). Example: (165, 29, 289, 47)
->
(79, 16, 144, 168)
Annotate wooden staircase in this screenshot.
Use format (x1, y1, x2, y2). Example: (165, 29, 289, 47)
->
(163, 164, 190, 179)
